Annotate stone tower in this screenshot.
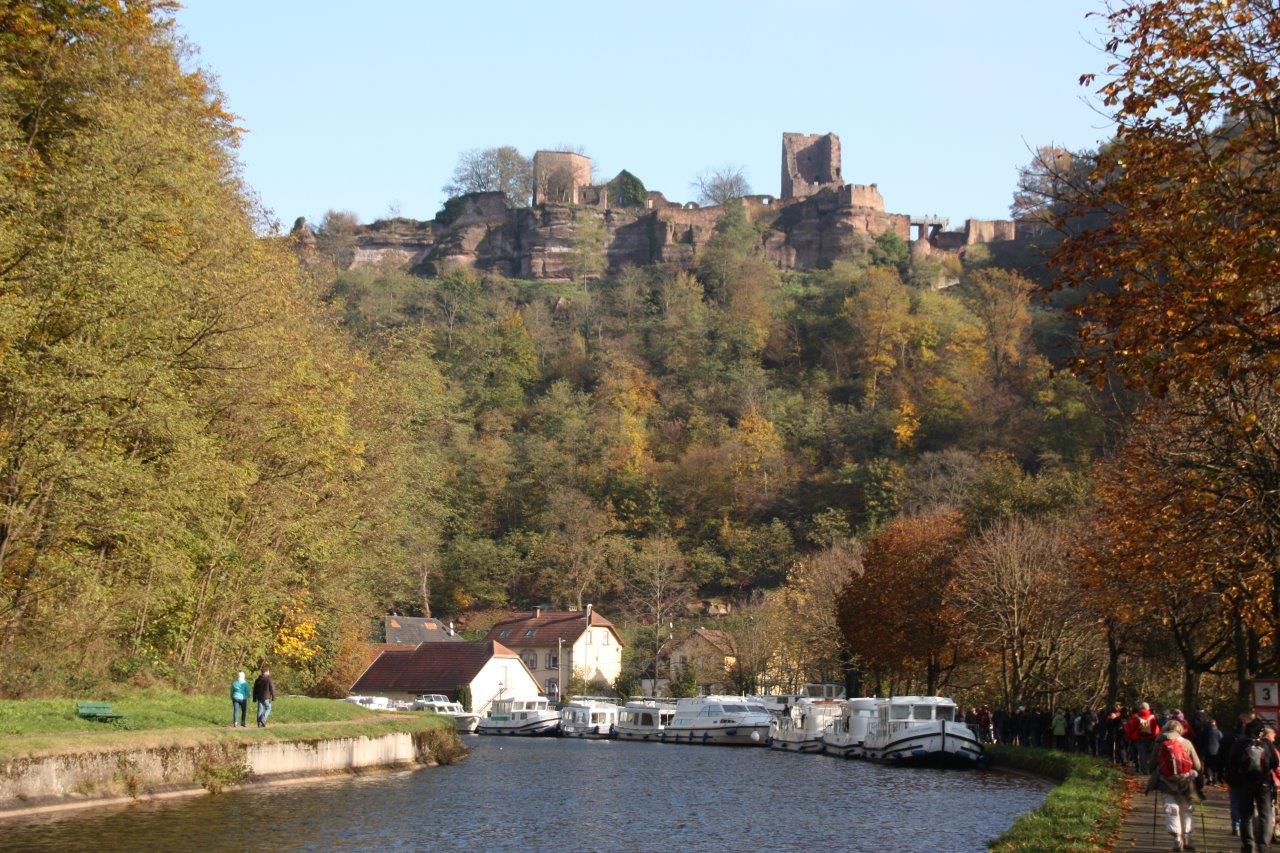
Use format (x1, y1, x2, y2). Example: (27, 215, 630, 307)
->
(533, 150, 592, 205)
(781, 132, 842, 200)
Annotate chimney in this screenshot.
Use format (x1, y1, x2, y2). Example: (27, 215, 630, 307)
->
(448, 621, 454, 636)
(585, 603, 593, 624)
(534, 606, 542, 619)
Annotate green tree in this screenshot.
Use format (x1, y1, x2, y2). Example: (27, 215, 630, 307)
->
(442, 146, 533, 206)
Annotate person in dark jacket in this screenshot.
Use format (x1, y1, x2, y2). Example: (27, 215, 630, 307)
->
(253, 666, 276, 727)
(1226, 718, 1277, 851)
(1225, 713, 1259, 836)
(1201, 718, 1223, 785)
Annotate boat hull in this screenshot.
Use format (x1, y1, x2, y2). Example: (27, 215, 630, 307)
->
(560, 724, 613, 739)
(864, 723, 983, 767)
(477, 718, 561, 736)
(659, 724, 769, 746)
(769, 735, 824, 753)
(615, 728, 663, 742)
(820, 737, 863, 759)
(452, 715, 479, 734)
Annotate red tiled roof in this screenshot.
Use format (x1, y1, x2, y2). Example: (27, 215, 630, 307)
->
(351, 640, 520, 694)
(362, 642, 417, 668)
(483, 610, 624, 648)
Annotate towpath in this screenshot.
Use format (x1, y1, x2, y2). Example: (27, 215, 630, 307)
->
(1114, 777, 1237, 852)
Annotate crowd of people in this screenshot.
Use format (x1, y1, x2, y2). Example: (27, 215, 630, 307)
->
(963, 703, 1280, 852)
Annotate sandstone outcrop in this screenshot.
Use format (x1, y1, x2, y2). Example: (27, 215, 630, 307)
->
(314, 133, 1025, 281)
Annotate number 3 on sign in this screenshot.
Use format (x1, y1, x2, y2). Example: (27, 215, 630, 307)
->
(1255, 681, 1279, 707)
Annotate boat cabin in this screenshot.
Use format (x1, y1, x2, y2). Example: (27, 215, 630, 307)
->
(489, 696, 552, 721)
(876, 697, 959, 733)
(619, 704, 675, 729)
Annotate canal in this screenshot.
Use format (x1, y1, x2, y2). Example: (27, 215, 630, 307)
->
(3, 738, 1051, 851)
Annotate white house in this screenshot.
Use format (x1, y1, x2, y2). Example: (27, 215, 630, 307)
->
(350, 640, 540, 714)
(483, 605, 623, 698)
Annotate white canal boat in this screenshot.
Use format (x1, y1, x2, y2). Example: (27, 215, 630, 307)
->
(615, 698, 676, 742)
(821, 697, 879, 758)
(559, 697, 619, 739)
(413, 693, 479, 734)
(769, 697, 842, 753)
(476, 695, 561, 736)
(661, 696, 772, 746)
(860, 696, 983, 767)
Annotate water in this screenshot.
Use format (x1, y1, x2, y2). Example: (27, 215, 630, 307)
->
(2, 738, 1050, 851)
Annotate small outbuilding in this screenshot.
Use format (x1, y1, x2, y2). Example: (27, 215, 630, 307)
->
(351, 640, 540, 714)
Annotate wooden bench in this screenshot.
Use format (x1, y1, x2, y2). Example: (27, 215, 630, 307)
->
(75, 701, 124, 722)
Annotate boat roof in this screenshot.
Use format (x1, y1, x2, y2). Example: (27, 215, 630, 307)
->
(885, 696, 957, 705)
(563, 697, 619, 708)
(492, 695, 550, 703)
(623, 698, 676, 708)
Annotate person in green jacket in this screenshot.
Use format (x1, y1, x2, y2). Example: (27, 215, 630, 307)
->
(230, 671, 249, 727)
(1051, 708, 1069, 750)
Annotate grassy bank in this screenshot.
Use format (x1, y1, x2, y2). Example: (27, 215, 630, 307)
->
(987, 746, 1125, 852)
(0, 690, 463, 763)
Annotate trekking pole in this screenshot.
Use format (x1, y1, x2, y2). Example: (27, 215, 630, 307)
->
(1152, 792, 1158, 846)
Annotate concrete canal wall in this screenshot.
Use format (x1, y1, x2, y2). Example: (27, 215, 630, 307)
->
(0, 727, 462, 818)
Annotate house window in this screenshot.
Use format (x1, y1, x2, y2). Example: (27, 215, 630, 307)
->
(602, 632, 610, 646)
(521, 651, 537, 670)
(498, 629, 510, 639)
(525, 629, 536, 638)
(546, 678, 559, 697)
(546, 653, 558, 670)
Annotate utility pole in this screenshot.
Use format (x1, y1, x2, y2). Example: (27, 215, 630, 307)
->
(557, 637, 564, 703)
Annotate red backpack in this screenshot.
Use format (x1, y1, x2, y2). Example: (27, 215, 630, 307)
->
(1158, 737, 1193, 778)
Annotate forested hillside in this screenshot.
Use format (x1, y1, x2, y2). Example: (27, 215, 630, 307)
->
(7, 1, 1275, 716)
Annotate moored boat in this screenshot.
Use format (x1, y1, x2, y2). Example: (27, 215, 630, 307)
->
(413, 693, 479, 734)
(476, 695, 560, 736)
(860, 696, 983, 767)
(559, 696, 619, 738)
(769, 697, 841, 753)
(616, 698, 676, 741)
(821, 697, 879, 758)
(661, 696, 771, 746)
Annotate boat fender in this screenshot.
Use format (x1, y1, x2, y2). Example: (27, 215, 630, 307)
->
(751, 730, 761, 742)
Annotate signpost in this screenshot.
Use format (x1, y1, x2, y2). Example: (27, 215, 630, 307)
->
(1252, 678, 1280, 727)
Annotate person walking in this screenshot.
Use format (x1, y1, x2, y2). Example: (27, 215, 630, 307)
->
(253, 666, 276, 727)
(1225, 714, 1259, 836)
(1052, 707, 1068, 750)
(1127, 702, 1162, 774)
(1202, 718, 1223, 786)
(1227, 718, 1277, 852)
(1146, 718, 1203, 852)
(230, 671, 249, 727)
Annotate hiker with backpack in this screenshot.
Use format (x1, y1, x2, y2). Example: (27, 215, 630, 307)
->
(1226, 718, 1278, 852)
(1127, 702, 1163, 774)
(1145, 718, 1203, 852)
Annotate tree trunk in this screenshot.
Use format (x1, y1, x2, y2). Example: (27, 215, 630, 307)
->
(1182, 666, 1202, 713)
(1106, 624, 1122, 706)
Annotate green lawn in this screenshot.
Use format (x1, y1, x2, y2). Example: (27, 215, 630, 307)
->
(0, 689, 371, 736)
(0, 690, 458, 762)
(987, 745, 1125, 852)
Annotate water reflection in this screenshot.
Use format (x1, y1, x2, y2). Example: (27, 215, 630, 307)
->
(3, 738, 1049, 852)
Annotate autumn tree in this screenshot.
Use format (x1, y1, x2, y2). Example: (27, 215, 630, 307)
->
(951, 517, 1103, 709)
(837, 512, 967, 694)
(843, 267, 911, 410)
(1055, 0, 1280, 394)
(625, 536, 693, 697)
(693, 165, 751, 205)
(442, 146, 533, 206)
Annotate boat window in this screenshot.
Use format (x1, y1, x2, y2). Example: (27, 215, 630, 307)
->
(640, 713, 653, 725)
(912, 705, 934, 720)
(661, 712, 674, 724)
(721, 704, 746, 712)
(890, 705, 910, 720)
(747, 705, 767, 715)
(591, 713, 603, 724)
(937, 706, 956, 722)
(699, 705, 722, 716)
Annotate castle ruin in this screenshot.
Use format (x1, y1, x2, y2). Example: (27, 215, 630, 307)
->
(300, 132, 1022, 281)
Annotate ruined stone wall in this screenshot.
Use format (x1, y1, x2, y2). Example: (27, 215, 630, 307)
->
(840, 183, 886, 211)
(781, 132, 842, 200)
(532, 151, 592, 205)
(964, 218, 1017, 245)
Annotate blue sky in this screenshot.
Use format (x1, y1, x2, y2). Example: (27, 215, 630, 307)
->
(174, 1, 1112, 231)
